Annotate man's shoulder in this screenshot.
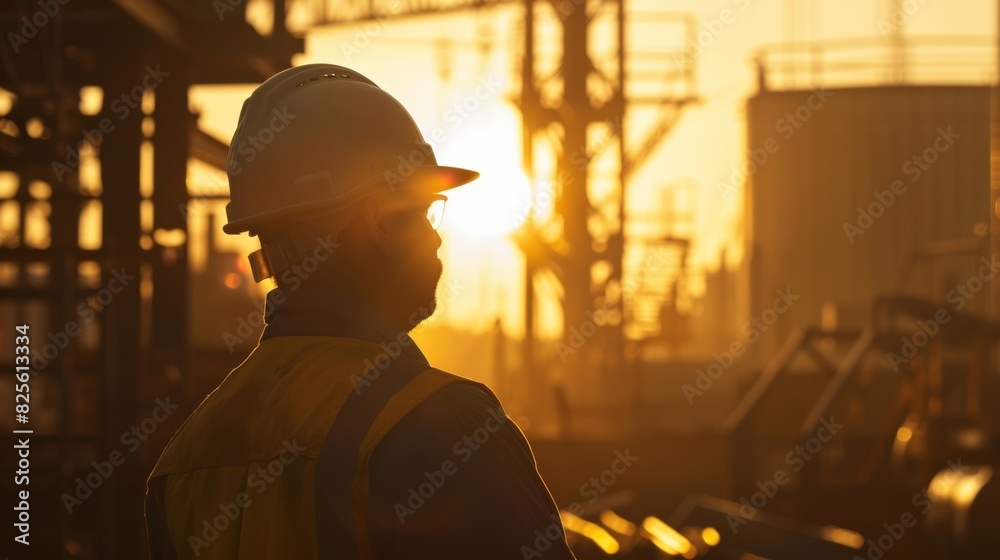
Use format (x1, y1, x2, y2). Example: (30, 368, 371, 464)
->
(402, 375, 503, 433)
(371, 373, 511, 458)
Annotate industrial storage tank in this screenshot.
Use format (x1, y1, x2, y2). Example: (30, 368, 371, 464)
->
(742, 39, 991, 359)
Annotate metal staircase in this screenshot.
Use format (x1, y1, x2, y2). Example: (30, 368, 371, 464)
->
(624, 187, 694, 341)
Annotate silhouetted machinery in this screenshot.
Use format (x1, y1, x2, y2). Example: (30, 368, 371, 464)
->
(556, 236, 1000, 559)
(587, 31, 1000, 557)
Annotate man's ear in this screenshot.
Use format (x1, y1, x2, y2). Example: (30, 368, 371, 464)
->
(355, 197, 392, 255)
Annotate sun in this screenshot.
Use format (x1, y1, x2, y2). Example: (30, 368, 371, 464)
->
(435, 108, 533, 238)
(441, 162, 532, 237)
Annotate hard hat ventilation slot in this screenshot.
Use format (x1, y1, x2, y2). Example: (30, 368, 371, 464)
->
(295, 73, 352, 88)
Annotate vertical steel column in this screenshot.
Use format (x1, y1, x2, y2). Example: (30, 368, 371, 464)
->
(99, 53, 145, 559)
(556, 0, 594, 344)
(49, 113, 82, 557)
(151, 55, 189, 377)
(518, 0, 631, 393)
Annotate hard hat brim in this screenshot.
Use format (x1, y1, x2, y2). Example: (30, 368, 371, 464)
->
(222, 165, 479, 235)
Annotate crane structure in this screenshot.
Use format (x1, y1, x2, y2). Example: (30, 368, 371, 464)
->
(513, 1, 697, 424)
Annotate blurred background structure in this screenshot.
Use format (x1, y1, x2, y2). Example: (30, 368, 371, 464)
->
(1, 0, 998, 558)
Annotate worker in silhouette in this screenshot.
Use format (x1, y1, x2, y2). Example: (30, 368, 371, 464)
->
(144, 64, 576, 560)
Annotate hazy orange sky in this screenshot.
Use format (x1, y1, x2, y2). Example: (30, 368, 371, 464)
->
(188, 0, 996, 340)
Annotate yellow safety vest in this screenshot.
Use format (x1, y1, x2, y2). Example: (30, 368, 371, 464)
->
(145, 335, 485, 559)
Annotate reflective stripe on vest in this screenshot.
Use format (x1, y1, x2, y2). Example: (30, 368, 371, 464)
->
(316, 354, 465, 559)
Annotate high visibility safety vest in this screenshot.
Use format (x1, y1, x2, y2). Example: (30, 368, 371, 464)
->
(145, 335, 495, 559)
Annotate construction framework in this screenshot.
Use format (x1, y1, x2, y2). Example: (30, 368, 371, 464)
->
(1, 0, 697, 556)
(1, 2, 300, 556)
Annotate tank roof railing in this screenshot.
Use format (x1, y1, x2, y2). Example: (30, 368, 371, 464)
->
(752, 35, 995, 92)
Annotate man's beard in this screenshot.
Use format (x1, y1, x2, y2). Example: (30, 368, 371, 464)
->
(407, 257, 443, 329)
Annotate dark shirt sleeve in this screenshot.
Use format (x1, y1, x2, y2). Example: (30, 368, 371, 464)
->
(367, 383, 577, 560)
(144, 476, 174, 560)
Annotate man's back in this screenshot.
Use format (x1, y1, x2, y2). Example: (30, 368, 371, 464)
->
(147, 335, 378, 558)
(146, 332, 576, 559)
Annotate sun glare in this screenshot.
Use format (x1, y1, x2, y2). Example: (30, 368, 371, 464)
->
(439, 121, 532, 238)
(442, 164, 532, 237)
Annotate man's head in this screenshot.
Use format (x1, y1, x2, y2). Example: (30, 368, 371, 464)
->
(222, 64, 478, 330)
(263, 190, 446, 330)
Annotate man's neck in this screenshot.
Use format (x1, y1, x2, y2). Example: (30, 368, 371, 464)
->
(287, 281, 411, 334)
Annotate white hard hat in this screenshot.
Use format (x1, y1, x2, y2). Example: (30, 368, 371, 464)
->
(222, 63, 479, 281)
